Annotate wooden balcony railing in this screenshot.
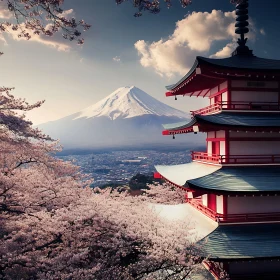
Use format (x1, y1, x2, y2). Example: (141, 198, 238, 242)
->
(191, 101, 280, 116)
(189, 198, 217, 220)
(191, 152, 222, 164)
(191, 103, 222, 116)
(191, 151, 280, 165)
(217, 212, 280, 223)
(189, 199, 280, 223)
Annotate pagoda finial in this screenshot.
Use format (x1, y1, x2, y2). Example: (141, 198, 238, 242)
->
(232, 0, 253, 56)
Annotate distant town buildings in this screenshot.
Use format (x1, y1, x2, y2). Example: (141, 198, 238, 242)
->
(59, 149, 191, 187)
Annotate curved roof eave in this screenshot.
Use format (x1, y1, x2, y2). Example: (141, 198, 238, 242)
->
(162, 112, 280, 134)
(155, 162, 221, 187)
(165, 59, 199, 91)
(186, 166, 280, 193)
(197, 55, 280, 71)
(165, 54, 280, 92)
(196, 112, 280, 127)
(162, 118, 196, 131)
(198, 223, 280, 260)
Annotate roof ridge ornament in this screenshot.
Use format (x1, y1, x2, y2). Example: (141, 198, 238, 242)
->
(232, 0, 254, 57)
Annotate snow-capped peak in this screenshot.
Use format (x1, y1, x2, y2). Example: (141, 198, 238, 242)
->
(74, 86, 187, 120)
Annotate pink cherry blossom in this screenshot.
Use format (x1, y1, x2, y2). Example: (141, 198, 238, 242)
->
(0, 0, 90, 44)
(0, 88, 202, 279)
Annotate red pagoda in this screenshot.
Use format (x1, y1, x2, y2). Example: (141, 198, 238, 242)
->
(154, 0, 280, 279)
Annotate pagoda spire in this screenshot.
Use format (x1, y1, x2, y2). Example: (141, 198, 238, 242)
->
(232, 0, 253, 56)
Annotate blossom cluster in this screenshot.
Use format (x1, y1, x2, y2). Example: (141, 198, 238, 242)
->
(0, 0, 90, 44)
(116, 0, 245, 16)
(0, 88, 202, 279)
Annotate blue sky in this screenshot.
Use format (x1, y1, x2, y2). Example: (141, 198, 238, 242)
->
(1, 0, 279, 124)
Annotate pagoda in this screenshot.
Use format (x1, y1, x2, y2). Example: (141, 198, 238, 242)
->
(154, 1, 280, 279)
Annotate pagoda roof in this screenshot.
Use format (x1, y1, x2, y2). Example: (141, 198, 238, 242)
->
(155, 162, 221, 187)
(199, 223, 280, 260)
(187, 166, 280, 194)
(197, 55, 280, 71)
(156, 163, 280, 194)
(162, 112, 280, 134)
(166, 55, 280, 96)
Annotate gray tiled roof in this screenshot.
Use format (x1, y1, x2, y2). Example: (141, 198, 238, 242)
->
(197, 112, 280, 127)
(199, 223, 280, 260)
(187, 166, 280, 193)
(163, 112, 280, 131)
(166, 55, 280, 91)
(197, 55, 280, 71)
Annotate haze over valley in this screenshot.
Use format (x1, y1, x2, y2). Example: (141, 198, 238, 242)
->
(40, 86, 204, 150)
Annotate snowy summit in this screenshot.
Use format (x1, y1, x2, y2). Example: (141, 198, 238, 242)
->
(74, 86, 187, 120)
(39, 86, 202, 149)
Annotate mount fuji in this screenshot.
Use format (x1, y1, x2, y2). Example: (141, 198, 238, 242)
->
(39, 86, 202, 150)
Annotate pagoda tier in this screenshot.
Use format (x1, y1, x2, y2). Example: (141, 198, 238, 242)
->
(199, 223, 280, 260)
(199, 223, 280, 279)
(155, 163, 280, 224)
(155, 1, 280, 278)
(165, 55, 280, 98)
(154, 162, 220, 187)
(156, 164, 280, 194)
(162, 112, 280, 135)
(187, 166, 280, 194)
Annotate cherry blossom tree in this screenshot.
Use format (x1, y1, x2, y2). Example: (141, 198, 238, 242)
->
(0, 90, 202, 279)
(0, 2, 206, 278)
(115, 0, 244, 17)
(0, 0, 90, 45)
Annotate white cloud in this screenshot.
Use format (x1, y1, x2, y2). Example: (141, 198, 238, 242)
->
(0, 2, 12, 19)
(28, 35, 71, 52)
(135, 10, 258, 77)
(0, 9, 12, 19)
(2, 23, 71, 52)
(0, 33, 7, 45)
(0, 8, 74, 51)
(113, 56, 121, 62)
(60, 9, 74, 17)
(210, 42, 236, 58)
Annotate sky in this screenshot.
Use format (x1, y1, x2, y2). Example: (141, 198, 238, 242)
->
(1, 0, 280, 124)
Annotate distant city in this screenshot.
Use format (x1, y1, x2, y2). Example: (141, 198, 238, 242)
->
(59, 149, 192, 187)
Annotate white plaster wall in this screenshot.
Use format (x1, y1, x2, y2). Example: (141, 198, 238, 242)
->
(216, 195, 223, 214)
(220, 141, 225, 156)
(220, 81, 228, 90)
(229, 141, 280, 155)
(230, 131, 280, 138)
(222, 91, 228, 103)
(231, 91, 278, 103)
(187, 192, 193, 199)
(231, 80, 278, 88)
(207, 142, 212, 155)
(216, 130, 225, 138)
(207, 132, 215, 138)
(228, 196, 280, 214)
(202, 194, 208, 206)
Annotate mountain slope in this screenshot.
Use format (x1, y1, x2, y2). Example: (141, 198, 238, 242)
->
(74, 86, 187, 120)
(39, 86, 203, 150)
